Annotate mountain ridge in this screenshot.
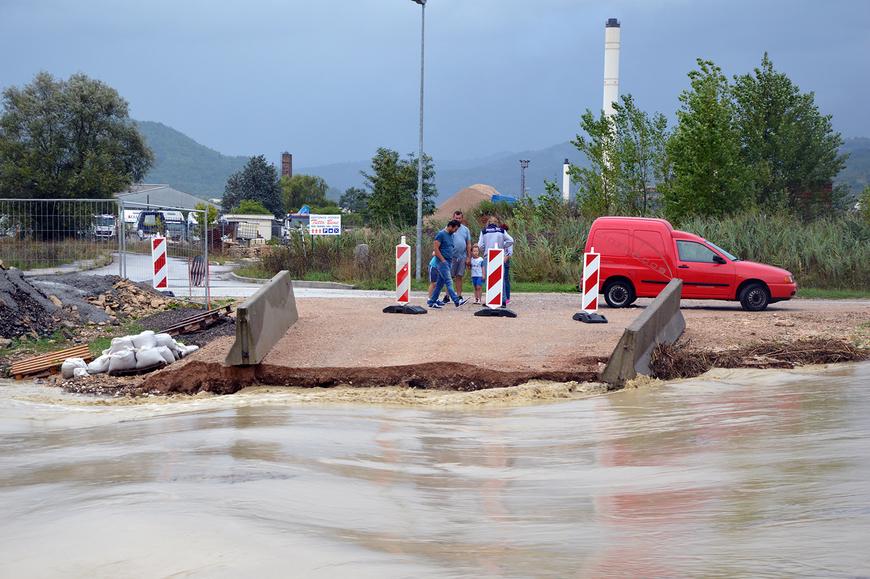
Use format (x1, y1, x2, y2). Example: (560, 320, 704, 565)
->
(138, 120, 870, 203)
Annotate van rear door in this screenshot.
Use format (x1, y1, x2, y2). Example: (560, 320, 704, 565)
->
(631, 229, 673, 295)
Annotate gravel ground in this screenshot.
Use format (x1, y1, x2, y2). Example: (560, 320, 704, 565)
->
(136, 307, 235, 348)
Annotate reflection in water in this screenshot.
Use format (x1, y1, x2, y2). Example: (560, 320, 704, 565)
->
(1, 363, 869, 577)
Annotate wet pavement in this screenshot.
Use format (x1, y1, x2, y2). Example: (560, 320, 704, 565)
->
(1, 362, 869, 577)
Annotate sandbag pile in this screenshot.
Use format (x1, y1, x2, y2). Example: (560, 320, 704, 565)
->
(62, 330, 199, 378)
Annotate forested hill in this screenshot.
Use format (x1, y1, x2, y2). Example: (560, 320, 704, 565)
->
(137, 121, 248, 198)
(136, 119, 870, 202)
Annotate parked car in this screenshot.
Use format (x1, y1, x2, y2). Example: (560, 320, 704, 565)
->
(90, 214, 116, 240)
(135, 210, 188, 241)
(585, 216, 797, 311)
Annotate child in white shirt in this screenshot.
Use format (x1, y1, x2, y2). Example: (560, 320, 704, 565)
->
(470, 245, 484, 304)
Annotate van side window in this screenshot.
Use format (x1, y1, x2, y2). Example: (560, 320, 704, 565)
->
(677, 240, 717, 263)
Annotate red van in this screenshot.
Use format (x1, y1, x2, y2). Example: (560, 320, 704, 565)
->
(585, 217, 797, 311)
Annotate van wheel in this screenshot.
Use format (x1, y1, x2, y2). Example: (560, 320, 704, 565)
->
(604, 280, 635, 308)
(739, 283, 770, 311)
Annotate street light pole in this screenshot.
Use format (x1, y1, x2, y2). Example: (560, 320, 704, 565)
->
(412, 0, 426, 280)
(519, 159, 530, 199)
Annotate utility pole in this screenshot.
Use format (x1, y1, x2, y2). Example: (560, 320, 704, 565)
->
(519, 160, 530, 199)
(412, 0, 426, 280)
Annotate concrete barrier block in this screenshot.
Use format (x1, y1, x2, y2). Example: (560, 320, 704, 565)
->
(225, 271, 298, 366)
(601, 278, 685, 386)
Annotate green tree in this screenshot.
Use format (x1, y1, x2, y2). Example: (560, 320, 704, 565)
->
(732, 53, 847, 212)
(339, 186, 370, 216)
(0, 72, 153, 200)
(663, 59, 751, 222)
(570, 110, 618, 216)
(611, 95, 670, 215)
(362, 148, 436, 226)
(231, 199, 271, 214)
(194, 201, 218, 229)
(281, 174, 328, 212)
(222, 155, 282, 216)
(570, 94, 668, 216)
(859, 186, 870, 223)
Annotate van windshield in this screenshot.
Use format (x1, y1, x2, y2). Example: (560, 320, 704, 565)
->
(706, 240, 739, 261)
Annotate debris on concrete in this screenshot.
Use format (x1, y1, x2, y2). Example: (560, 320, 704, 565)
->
(0, 269, 174, 339)
(0, 268, 61, 339)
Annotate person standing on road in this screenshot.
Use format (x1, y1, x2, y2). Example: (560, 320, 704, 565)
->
(477, 215, 512, 255)
(441, 210, 472, 304)
(428, 220, 469, 309)
(477, 216, 513, 307)
(502, 223, 514, 307)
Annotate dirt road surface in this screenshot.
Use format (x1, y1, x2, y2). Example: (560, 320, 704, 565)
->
(141, 293, 869, 394)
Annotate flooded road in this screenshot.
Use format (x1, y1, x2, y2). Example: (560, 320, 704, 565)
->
(1, 363, 869, 578)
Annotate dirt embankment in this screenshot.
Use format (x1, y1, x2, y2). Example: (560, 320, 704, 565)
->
(650, 337, 868, 381)
(124, 359, 603, 396)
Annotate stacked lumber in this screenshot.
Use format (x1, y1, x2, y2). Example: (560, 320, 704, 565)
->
(10, 344, 93, 380)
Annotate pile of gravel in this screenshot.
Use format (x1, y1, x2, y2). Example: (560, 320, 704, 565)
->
(0, 269, 62, 340)
(0, 270, 175, 341)
(137, 307, 235, 348)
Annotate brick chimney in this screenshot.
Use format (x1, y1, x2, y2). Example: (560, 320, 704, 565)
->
(281, 152, 293, 178)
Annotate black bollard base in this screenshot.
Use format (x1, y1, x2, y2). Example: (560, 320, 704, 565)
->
(474, 307, 517, 318)
(383, 304, 428, 315)
(573, 312, 608, 324)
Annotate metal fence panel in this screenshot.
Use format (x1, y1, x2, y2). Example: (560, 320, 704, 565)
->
(0, 198, 209, 301)
(0, 198, 120, 274)
(118, 201, 209, 299)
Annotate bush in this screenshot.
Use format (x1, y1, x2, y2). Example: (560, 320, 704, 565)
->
(258, 201, 870, 291)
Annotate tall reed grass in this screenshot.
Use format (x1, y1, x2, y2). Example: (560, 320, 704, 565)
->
(261, 210, 870, 290)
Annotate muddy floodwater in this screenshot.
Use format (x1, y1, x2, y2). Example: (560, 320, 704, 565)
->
(1, 363, 869, 577)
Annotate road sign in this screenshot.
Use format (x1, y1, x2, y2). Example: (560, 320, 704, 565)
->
(396, 236, 410, 304)
(582, 247, 601, 313)
(151, 236, 168, 289)
(308, 214, 341, 236)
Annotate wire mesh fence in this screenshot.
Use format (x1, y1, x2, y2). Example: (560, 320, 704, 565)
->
(0, 198, 119, 272)
(0, 198, 210, 299)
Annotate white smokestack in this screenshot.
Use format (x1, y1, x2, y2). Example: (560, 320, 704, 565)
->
(562, 158, 570, 203)
(603, 18, 620, 117)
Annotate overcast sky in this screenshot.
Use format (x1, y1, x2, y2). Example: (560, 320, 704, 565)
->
(1, 0, 868, 166)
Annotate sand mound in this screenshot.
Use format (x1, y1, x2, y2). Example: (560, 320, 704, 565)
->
(431, 184, 500, 221)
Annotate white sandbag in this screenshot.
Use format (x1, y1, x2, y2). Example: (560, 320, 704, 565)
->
(178, 344, 199, 358)
(73, 367, 89, 378)
(131, 330, 157, 350)
(154, 333, 176, 349)
(109, 336, 135, 354)
(108, 350, 137, 373)
(154, 345, 176, 365)
(102, 348, 110, 356)
(61, 358, 87, 379)
(87, 354, 111, 375)
(135, 347, 166, 369)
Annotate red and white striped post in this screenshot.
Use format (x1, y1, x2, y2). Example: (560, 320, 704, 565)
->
(395, 235, 410, 304)
(485, 246, 505, 309)
(151, 236, 168, 290)
(581, 247, 600, 313)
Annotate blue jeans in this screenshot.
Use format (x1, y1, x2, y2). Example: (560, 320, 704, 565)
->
(504, 260, 511, 302)
(484, 257, 509, 305)
(428, 260, 459, 305)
